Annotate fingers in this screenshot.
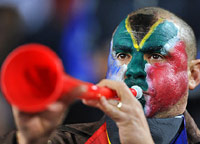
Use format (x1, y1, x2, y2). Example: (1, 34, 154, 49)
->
(96, 79, 139, 104)
(83, 97, 126, 122)
(83, 79, 145, 124)
(99, 97, 127, 121)
(82, 99, 102, 108)
(83, 79, 143, 111)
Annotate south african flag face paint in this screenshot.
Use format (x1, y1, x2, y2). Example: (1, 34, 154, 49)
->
(106, 14, 188, 117)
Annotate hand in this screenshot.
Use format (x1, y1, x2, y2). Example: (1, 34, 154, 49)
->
(83, 79, 154, 144)
(12, 86, 86, 144)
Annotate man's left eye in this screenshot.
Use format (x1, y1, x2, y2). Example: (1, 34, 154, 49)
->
(149, 53, 164, 60)
(145, 53, 165, 64)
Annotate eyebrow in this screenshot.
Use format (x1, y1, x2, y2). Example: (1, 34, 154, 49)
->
(141, 46, 163, 53)
(113, 45, 133, 53)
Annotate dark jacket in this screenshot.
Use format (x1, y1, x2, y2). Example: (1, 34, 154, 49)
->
(0, 116, 187, 144)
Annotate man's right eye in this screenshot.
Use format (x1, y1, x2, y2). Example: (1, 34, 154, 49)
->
(116, 53, 130, 61)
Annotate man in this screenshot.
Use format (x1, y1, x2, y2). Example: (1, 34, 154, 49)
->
(1, 7, 200, 144)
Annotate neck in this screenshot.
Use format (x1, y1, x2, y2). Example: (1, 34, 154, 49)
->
(153, 94, 188, 118)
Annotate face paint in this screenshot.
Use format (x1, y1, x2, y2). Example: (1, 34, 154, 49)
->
(106, 40, 128, 81)
(107, 14, 188, 117)
(145, 41, 188, 117)
(106, 20, 132, 81)
(107, 17, 149, 108)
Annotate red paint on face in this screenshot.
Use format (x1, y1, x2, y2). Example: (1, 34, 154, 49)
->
(146, 41, 188, 117)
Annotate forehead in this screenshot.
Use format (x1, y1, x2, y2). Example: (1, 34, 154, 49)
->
(112, 14, 179, 53)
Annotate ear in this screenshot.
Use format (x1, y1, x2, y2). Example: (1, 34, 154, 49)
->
(189, 59, 200, 90)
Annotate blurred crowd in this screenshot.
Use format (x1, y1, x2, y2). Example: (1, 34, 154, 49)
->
(0, 0, 200, 136)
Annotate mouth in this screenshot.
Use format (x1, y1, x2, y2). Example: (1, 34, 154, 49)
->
(142, 91, 149, 95)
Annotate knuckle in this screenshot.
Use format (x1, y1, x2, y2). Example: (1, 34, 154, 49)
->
(97, 79, 107, 86)
(117, 81, 126, 87)
(134, 105, 143, 115)
(99, 79, 106, 83)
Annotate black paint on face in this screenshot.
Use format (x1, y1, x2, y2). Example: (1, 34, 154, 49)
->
(129, 14, 158, 44)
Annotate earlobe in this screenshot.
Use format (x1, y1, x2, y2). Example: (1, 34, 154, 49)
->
(189, 59, 200, 90)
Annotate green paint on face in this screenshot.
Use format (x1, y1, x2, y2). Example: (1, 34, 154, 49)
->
(113, 18, 133, 48)
(142, 20, 178, 53)
(124, 51, 148, 108)
(112, 18, 148, 91)
(124, 51, 148, 90)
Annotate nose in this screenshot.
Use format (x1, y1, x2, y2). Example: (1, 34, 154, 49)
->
(125, 52, 146, 79)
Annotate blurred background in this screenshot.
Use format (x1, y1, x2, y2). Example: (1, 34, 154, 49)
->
(0, 0, 200, 136)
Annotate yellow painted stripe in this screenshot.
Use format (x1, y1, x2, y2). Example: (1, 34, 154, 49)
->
(125, 16, 140, 51)
(106, 130, 111, 144)
(139, 19, 164, 48)
(125, 16, 164, 51)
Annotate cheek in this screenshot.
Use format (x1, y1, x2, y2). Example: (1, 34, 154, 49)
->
(146, 65, 188, 116)
(145, 41, 188, 117)
(106, 55, 127, 81)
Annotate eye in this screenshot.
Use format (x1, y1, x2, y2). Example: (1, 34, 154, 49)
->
(116, 53, 130, 61)
(149, 53, 164, 60)
(145, 53, 165, 64)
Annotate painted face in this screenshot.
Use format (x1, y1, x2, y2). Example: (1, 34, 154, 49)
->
(106, 14, 188, 117)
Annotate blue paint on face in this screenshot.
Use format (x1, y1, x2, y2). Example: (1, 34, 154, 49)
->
(106, 19, 131, 81)
(106, 44, 126, 80)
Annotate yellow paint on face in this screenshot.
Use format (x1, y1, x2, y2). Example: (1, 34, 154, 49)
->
(125, 16, 164, 51)
(125, 16, 139, 50)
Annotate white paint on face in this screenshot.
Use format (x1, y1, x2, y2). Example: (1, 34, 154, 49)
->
(143, 63, 153, 116)
(144, 95, 151, 116)
(106, 39, 128, 81)
(162, 37, 179, 55)
(108, 64, 128, 81)
(144, 63, 151, 73)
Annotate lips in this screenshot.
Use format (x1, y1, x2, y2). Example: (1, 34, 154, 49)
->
(123, 78, 147, 109)
(143, 91, 150, 95)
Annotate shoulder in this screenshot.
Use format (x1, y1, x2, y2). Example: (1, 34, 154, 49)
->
(0, 117, 106, 144)
(48, 116, 106, 144)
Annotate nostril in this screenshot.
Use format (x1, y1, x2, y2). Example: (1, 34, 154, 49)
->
(126, 69, 146, 79)
(136, 75, 145, 79)
(126, 73, 132, 78)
